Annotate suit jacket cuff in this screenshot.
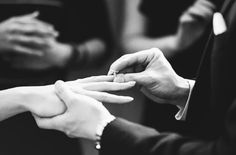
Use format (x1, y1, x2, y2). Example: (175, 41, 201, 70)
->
(100, 118, 159, 155)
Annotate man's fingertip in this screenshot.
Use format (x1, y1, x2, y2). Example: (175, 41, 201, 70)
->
(107, 70, 113, 76)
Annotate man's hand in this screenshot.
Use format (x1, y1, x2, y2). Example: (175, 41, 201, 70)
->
(34, 80, 114, 140)
(108, 48, 189, 107)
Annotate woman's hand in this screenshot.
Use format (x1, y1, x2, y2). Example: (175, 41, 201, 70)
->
(24, 75, 135, 118)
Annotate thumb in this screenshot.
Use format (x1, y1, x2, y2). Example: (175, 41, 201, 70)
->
(55, 80, 76, 107)
(32, 114, 56, 130)
(33, 114, 65, 131)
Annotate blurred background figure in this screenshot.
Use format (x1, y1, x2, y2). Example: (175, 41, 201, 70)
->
(107, 0, 215, 134)
(119, 0, 215, 78)
(0, 0, 111, 155)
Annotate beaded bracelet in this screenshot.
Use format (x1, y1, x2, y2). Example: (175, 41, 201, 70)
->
(95, 116, 115, 150)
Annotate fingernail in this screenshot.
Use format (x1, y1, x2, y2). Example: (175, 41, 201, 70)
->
(128, 81, 136, 86)
(126, 96, 134, 102)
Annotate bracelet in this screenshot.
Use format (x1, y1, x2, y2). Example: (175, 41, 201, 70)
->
(95, 115, 116, 150)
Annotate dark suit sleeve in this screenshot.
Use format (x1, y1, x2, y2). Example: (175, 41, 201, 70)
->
(100, 100, 236, 155)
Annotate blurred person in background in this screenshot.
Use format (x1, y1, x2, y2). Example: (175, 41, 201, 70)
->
(0, 0, 111, 155)
(111, 0, 216, 132)
(120, 0, 215, 77)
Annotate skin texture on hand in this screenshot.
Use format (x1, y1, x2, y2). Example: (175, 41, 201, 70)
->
(0, 75, 135, 121)
(67, 75, 135, 104)
(0, 87, 27, 121)
(26, 75, 134, 117)
(34, 80, 114, 140)
(20, 85, 66, 118)
(108, 48, 189, 107)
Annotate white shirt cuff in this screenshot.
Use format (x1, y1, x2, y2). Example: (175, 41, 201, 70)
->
(175, 79, 195, 121)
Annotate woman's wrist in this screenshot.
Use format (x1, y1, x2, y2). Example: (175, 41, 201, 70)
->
(11, 87, 32, 113)
(0, 87, 28, 121)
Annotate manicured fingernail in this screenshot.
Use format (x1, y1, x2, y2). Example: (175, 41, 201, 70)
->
(125, 96, 134, 102)
(128, 81, 136, 86)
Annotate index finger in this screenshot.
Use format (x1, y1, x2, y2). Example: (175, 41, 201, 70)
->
(108, 48, 158, 75)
